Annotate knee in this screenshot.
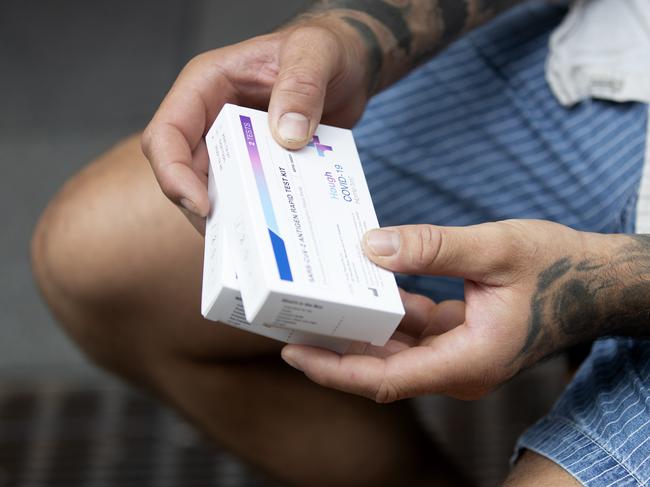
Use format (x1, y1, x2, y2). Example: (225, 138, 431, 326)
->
(30, 136, 272, 369)
(32, 137, 142, 310)
(32, 179, 104, 310)
(31, 170, 114, 371)
(32, 186, 98, 324)
(30, 135, 165, 371)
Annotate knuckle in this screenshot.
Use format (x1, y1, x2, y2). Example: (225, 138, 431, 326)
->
(157, 175, 178, 202)
(277, 69, 324, 100)
(498, 219, 527, 245)
(406, 225, 440, 272)
(373, 369, 409, 404)
(485, 220, 529, 274)
(501, 220, 543, 268)
(140, 128, 153, 157)
(184, 52, 209, 72)
(291, 23, 341, 50)
(147, 160, 178, 201)
(374, 378, 401, 404)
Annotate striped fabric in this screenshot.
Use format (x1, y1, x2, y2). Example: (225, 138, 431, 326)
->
(353, 1, 648, 301)
(352, 1, 650, 485)
(516, 338, 650, 486)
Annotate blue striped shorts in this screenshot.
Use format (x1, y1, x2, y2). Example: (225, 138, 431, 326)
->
(353, 2, 650, 485)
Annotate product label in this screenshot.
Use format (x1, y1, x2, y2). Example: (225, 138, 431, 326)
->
(240, 113, 389, 302)
(239, 116, 293, 282)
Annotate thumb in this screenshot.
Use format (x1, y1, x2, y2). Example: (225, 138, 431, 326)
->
(268, 26, 343, 149)
(362, 223, 521, 283)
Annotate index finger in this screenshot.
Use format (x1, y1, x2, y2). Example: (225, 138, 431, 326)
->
(281, 324, 481, 402)
(141, 56, 238, 216)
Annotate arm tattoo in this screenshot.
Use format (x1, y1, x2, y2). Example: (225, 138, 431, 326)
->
(515, 235, 650, 365)
(304, 0, 520, 93)
(341, 16, 384, 93)
(323, 1, 413, 53)
(438, 0, 469, 44)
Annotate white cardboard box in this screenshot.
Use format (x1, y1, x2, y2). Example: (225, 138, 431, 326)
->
(201, 166, 351, 353)
(205, 104, 404, 346)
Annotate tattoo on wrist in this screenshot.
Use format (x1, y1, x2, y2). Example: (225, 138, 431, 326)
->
(335, 1, 413, 52)
(307, 0, 519, 92)
(342, 16, 383, 93)
(437, 0, 469, 45)
(516, 235, 650, 365)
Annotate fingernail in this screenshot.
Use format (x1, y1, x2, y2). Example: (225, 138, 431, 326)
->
(365, 229, 400, 256)
(281, 348, 303, 371)
(278, 112, 309, 143)
(180, 197, 198, 215)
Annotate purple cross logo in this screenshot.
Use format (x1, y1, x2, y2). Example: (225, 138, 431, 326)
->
(308, 135, 333, 157)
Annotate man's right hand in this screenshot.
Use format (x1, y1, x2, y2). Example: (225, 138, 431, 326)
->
(141, 19, 373, 231)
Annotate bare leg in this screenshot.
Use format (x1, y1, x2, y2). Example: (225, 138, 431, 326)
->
(503, 451, 580, 486)
(31, 135, 468, 486)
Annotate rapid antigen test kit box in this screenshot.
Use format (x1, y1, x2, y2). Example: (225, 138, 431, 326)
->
(201, 167, 351, 353)
(202, 104, 404, 346)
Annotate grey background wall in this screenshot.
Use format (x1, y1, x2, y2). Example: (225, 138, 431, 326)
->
(0, 0, 308, 376)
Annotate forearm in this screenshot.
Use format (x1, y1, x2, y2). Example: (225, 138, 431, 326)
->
(300, 0, 520, 93)
(517, 233, 650, 365)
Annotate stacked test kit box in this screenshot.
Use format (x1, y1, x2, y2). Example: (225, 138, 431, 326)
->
(201, 104, 404, 352)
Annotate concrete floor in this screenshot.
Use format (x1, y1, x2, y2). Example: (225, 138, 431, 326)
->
(0, 0, 307, 375)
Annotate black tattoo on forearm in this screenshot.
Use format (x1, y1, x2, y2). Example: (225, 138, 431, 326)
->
(516, 235, 650, 365)
(322, 0, 413, 52)
(342, 16, 383, 93)
(519, 257, 573, 358)
(305, 0, 520, 92)
(438, 0, 469, 44)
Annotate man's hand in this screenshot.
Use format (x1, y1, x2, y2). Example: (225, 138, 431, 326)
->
(141, 21, 371, 231)
(141, 1, 524, 232)
(281, 220, 650, 402)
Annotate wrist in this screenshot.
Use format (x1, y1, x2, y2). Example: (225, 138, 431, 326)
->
(600, 233, 650, 335)
(563, 231, 650, 341)
(285, 1, 524, 96)
(514, 228, 630, 367)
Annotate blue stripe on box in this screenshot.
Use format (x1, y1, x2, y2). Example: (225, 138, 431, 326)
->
(268, 229, 293, 281)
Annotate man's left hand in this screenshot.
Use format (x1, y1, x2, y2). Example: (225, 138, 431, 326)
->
(281, 220, 638, 402)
